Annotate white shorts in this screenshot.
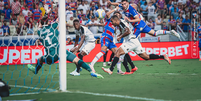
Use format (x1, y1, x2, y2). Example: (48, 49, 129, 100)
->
(120, 38, 145, 54)
(79, 41, 95, 55)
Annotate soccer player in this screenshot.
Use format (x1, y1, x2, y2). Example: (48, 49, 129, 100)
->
(69, 19, 96, 76)
(102, 15, 171, 75)
(90, 6, 134, 74)
(107, 0, 180, 39)
(27, 16, 103, 79)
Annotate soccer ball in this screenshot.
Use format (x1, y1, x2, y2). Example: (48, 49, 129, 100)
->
(95, 9, 106, 19)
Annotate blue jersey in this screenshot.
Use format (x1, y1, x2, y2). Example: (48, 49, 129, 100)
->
(198, 26, 201, 38)
(119, 4, 151, 38)
(102, 18, 115, 41)
(101, 18, 116, 49)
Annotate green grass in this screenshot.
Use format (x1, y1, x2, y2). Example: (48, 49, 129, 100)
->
(1, 59, 201, 101)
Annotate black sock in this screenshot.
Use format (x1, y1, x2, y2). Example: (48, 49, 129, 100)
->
(76, 54, 84, 73)
(109, 53, 114, 62)
(103, 51, 108, 62)
(123, 57, 130, 72)
(125, 54, 135, 69)
(149, 54, 164, 59)
(78, 54, 83, 60)
(109, 57, 119, 71)
(36, 59, 43, 74)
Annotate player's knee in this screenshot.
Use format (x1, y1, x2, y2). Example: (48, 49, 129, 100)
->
(100, 50, 106, 55)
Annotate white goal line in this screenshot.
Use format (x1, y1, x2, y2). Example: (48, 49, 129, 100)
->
(9, 85, 169, 101)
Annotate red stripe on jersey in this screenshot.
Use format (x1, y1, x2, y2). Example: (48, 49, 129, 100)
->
(105, 21, 108, 26)
(106, 30, 113, 36)
(108, 23, 114, 29)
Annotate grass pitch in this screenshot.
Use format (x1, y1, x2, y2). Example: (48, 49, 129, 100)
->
(1, 59, 201, 101)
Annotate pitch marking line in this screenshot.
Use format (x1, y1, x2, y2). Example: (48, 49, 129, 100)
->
(10, 85, 169, 101)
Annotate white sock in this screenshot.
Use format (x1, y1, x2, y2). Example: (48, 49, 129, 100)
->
(155, 30, 171, 36)
(117, 61, 121, 71)
(90, 52, 104, 67)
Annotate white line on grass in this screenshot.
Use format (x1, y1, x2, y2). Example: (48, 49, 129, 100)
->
(9, 85, 56, 92)
(71, 91, 171, 101)
(9, 85, 170, 101)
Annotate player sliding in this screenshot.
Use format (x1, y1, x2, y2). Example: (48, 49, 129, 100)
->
(102, 15, 171, 75)
(27, 16, 103, 79)
(69, 19, 96, 76)
(89, 6, 133, 74)
(108, 0, 181, 39)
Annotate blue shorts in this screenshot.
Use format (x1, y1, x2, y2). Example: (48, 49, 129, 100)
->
(101, 36, 116, 50)
(133, 25, 152, 37)
(199, 38, 201, 48)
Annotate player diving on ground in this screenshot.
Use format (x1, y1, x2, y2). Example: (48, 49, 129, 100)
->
(27, 16, 103, 79)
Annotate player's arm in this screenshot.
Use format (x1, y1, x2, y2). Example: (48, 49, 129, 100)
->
(117, 22, 130, 41)
(74, 35, 79, 47)
(124, 15, 140, 23)
(107, 1, 119, 6)
(117, 27, 130, 41)
(74, 35, 85, 54)
(106, 6, 119, 19)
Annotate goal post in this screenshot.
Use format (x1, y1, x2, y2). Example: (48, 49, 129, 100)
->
(59, 0, 67, 91)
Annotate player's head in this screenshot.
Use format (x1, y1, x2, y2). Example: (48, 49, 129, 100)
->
(114, 11, 122, 19)
(73, 19, 81, 30)
(39, 16, 49, 27)
(121, 0, 129, 10)
(111, 15, 120, 26)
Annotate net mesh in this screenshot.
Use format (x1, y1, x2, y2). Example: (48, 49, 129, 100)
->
(0, 19, 60, 94)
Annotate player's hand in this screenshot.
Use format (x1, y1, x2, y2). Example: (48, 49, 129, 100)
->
(70, 47, 77, 52)
(117, 36, 121, 42)
(115, 6, 119, 10)
(107, 0, 111, 5)
(124, 17, 129, 22)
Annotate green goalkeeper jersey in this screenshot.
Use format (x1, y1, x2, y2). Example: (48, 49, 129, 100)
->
(37, 22, 59, 55)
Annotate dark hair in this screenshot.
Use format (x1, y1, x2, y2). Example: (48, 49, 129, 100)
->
(121, 0, 128, 2)
(73, 19, 80, 23)
(40, 16, 48, 25)
(111, 15, 119, 20)
(114, 11, 121, 15)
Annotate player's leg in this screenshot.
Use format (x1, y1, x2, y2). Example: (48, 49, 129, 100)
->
(124, 53, 138, 74)
(138, 52, 171, 64)
(27, 56, 43, 74)
(27, 55, 58, 74)
(108, 52, 114, 66)
(145, 25, 180, 39)
(89, 46, 107, 72)
(102, 47, 125, 75)
(90, 37, 114, 72)
(66, 50, 104, 78)
(103, 49, 108, 66)
(71, 42, 95, 75)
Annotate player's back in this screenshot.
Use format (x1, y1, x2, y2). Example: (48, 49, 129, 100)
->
(37, 22, 59, 52)
(102, 19, 115, 41)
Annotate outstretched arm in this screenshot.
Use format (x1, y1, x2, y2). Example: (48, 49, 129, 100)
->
(73, 35, 85, 54)
(124, 15, 140, 23)
(106, 6, 119, 18)
(117, 27, 130, 41)
(107, 0, 119, 6)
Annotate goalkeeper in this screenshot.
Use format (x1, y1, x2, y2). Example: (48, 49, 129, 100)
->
(27, 16, 103, 79)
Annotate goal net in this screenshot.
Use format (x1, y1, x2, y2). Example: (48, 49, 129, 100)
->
(0, 0, 66, 95)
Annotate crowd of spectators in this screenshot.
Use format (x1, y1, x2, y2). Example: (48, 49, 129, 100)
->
(0, 0, 200, 39)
